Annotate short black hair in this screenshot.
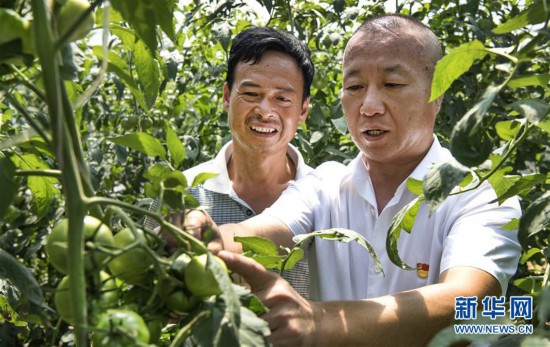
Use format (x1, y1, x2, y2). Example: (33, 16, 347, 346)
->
(226, 26, 314, 102)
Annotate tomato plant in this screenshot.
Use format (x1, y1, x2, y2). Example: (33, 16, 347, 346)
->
(93, 309, 150, 347)
(185, 253, 226, 298)
(0, 0, 547, 346)
(107, 227, 154, 285)
(46, 216, 115, 274)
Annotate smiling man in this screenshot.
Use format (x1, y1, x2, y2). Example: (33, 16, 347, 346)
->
(182, 26, 314, 298)
(187, 14, 522, 346)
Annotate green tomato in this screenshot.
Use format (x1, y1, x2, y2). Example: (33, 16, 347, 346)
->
(108, 228, 154, 285)
(93, 309, 150, 346)
(57, 0, 95, 41)
(54, 271, 118, 325)
(165, 290, 200, 314)
(0, 8, 30, 46)
(184, 254, 226, 298)
(46, 216, 115, 274)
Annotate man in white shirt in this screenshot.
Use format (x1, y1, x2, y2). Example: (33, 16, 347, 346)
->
(181, 26, 314, 297)
(188, 14, 521, 346)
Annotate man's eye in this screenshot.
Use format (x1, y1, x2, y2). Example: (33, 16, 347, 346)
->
(345, 85, 362, 92)
(385, 83, 403, 88)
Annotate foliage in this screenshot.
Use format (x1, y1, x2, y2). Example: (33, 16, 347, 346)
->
(0, 0, 548, 346)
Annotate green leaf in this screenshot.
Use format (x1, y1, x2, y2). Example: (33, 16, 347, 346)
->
(450, 85, 501, 167)
(10, 153, 59, 219)
(166, 124, 186, 168)
(490, 173, 547, 204)
(235, 236, 279, 256)
(519, 191, 550, 247)
(161, 170, 188, 210)
(508, 74, 550, 89)
(406, 177, 423, 195)
(293, 228, 383, 274)
(107, 132, 167, 159)
(430, 40, 488, 101)
(487, 168, 519, 200)
(93, 47, 148, 110)
(0, 249, 47, 321)
(110, 24, 137, 51)
(134, 40, 160, 109)
(191, 172, 219, 187)
(509, 99, 550, 125)
(386, 196, 424, 270)
(0, 155, 18, 219)
(331, 116, 348, 135)
(493, 0, 550, 34)
(495, 119, 523, 140)
(423, 160, 471, 214)
(238, 306, 271, 346)
(110, 0, 158, 52)
(520, 247, 541, 264)
(281, 248, 304, 272)
(501, 218, 519, 231)
(0, 9, 30, 46)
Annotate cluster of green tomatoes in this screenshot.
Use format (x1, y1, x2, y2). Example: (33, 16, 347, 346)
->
(46, 216, 226, 346)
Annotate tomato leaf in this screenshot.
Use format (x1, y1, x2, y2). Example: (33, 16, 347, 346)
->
(235, 236, 279, 256)
(0, 249, 48, 322)
(293, 228, 383, 275)
(493, 0, 549, 34)
(510, 99, 550, 125)
(0, 155, 18, 219)
(386, 196, 424, 271)
(430, 40, 488, 102)
(450, 85, 501, 167)
(166, 123, 186, 168)
(93, 47, 148, 110)
(423, 159, 471, 214)
(107, 132, 167, 159)
(519, 191, 550, 248)
(490, 173, 546, 204)
(134, 40, 160, 109)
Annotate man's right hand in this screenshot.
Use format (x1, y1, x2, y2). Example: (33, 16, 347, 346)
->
(160, 209, 223, 254)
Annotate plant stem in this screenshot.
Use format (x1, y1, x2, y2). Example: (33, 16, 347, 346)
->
(15, 169, 62, 177)
(31, 0, 89, 345)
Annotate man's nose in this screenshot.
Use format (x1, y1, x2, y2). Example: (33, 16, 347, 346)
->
(254, 98, 277, 119)
(359, 88, 385, 117)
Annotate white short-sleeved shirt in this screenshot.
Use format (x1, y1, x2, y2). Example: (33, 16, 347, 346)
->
(263, 138, 521, 301)
(183, 140, 313, 298)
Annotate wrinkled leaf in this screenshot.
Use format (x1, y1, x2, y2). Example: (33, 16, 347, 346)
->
(235, 236, 279, 257)
(134, 40, 160, 109)
(93, 47, 148, 110)
(166, 124, 186, 168)
(510, 99, 550, 125)
(293, 228, 383, 274)
(10, 153, 59, 219)
(386, 196, 424, 270)
(519, 191, 550, 247)
(450, 85, 501, 167)
(107, 132, 166, 159)
(501, 218, 520, 232)
(192, 172, 219, 187)
(508, 74, 550, 89)
(0, 155, 18, 219)
(495, 119, 524, 141)
(493, 0, 549, 34)
(406, 177, 424, 196)
(423, 160, 471, 214)
(490, 173, 546, 204)
(0, 249, 47, 321)
(430, 40, 488, 101)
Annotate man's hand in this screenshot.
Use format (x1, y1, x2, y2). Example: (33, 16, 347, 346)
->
(159, 209, 223, 254)
(218, 250, 317, 346)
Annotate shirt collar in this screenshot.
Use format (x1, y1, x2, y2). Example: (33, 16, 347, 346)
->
(202, 140, 312, 194)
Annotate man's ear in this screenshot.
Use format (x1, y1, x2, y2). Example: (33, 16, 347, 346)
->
(299, 97, 310, 124)
(223, 82, 231, 111)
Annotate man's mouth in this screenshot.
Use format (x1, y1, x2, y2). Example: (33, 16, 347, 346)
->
(364, 129, 386, 136)
(251, 125, 276, 134)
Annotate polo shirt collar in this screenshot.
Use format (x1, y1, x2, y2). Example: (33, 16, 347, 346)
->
(351, 135, 450, 209)
(202, 140, 312, 195)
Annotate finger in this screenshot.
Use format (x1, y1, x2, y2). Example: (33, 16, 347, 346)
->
(217, 250, 277, 291)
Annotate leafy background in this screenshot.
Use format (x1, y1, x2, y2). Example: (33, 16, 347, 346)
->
(0, 0, 548, 345)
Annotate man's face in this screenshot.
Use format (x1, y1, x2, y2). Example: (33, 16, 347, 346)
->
(341, 31, 442, 168)
(224, 50, 308, 155)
